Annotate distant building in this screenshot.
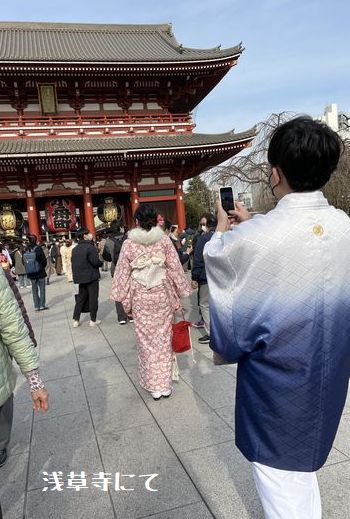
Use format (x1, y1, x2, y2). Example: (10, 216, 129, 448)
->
(318, 104, 350, 139)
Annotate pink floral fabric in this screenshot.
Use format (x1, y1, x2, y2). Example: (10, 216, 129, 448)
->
(110, 234, 191, 392)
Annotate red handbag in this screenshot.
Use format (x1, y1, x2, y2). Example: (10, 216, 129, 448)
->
(172, 313, 192, 353)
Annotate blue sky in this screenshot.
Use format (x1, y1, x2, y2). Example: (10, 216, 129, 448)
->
(2, 0, 349, 134)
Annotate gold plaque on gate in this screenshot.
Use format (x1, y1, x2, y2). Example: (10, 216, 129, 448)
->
(37, 83, 58, 115)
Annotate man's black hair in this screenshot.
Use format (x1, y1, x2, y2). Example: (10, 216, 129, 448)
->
(76, 227, 89, 240)
(27, 234, 37, 245)
(268, 116, 343, 192)
(134, 204, 158, 231)
(108, 220, 122, 235)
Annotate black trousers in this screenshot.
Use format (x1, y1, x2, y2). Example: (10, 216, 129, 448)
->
(0, 394, 14, 452)
(73, 280, 99, 322)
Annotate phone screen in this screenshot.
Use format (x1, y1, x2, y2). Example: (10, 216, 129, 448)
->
(220, 187, 235, 212)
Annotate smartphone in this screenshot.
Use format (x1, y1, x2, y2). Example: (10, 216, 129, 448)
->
(219, 187, 235, 213)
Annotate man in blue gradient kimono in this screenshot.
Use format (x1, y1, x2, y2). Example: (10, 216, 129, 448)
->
(204, 117, 348, 519)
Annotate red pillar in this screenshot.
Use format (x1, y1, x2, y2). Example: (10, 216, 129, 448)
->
(175, 181, 186, 232)
(83, 188, 95, 235)
(26, 191, 41, 241)
(82, 166, 96, 236)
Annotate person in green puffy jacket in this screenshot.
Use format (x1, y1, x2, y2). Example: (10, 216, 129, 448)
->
(0, 268, 49, 469)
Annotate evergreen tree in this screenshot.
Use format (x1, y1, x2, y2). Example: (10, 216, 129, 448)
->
(186, 176, 211, 208)
(184, 176, 211, 228)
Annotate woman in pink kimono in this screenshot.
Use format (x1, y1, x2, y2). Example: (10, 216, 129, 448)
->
(110, 205, 191, 400)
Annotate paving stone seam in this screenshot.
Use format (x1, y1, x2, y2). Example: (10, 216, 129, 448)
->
(323, 458, 350, 470)
(332, 446, 350, 460)
(61, 282, 119, 519)
(135, 499, 205, 519)
(179, 438, 235, 456)
(97, 325, 216, 519)
(19, 291, 46, 519)
(22, 408, 35, 518)
(178, 375, 235, 432)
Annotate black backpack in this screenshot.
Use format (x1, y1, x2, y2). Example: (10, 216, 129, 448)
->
(23, 247, 41, 275)
(102, 244, 112, 262)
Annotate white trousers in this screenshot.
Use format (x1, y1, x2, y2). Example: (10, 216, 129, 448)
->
(252, 462, 322, 519)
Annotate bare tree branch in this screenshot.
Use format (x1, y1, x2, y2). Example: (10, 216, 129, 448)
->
(205, 112, 350, 214)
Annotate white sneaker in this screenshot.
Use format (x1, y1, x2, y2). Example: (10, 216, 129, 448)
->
(119, 320, 127, 325)
(151, 391, 162, 400)
(90, 320, 101, 327)
(161, 389, 172, 398)
(73, 320, 80, 328)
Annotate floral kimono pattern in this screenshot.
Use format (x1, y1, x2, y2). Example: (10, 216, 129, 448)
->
(110, 226, 191, 393)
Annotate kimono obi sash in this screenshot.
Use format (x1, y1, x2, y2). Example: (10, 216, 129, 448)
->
(130, 252, 166, 289)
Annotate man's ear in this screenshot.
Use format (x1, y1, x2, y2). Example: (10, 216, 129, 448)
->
(271, 166, 281, 186)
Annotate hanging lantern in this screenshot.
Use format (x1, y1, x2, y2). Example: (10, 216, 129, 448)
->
(45, 199, 77, 234)
(97, 197, 121, 227)
(0, 203, 23, 237)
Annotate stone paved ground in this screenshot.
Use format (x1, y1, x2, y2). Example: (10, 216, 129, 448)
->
(0, 273, 349, 519)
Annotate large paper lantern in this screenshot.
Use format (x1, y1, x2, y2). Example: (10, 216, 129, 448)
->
(45, 199, 77, 234)
(0, 203, 23, 237)
(97, 197, 121, 227)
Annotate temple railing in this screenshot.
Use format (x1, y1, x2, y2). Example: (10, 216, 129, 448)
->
(0, 112, 194, 138)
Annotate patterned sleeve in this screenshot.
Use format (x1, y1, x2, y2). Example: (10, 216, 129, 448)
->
(110, 240, 132, 313)
(25, 368, 45, 392)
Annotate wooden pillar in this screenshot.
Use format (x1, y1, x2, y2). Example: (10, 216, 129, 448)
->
(83, 166, 96, 235)
(130, 179, 139, 215)
(123, 202, 133, 230)
(24, 167, 41, 241)
(175, 179, 186, 232)
(26, 190, 41, 241)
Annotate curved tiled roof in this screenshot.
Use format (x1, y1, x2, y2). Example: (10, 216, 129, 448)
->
(0, 129, 255, 158)
(0, 22, 242, 63)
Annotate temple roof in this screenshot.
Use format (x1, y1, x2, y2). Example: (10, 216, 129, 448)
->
(0, 130, 255, 158)
(0, 22, 242, 64)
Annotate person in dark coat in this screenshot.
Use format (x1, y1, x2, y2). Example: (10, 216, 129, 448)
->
(191, 214, 217, 344)
(104, 221, 131, 325)
(26, 235, 48, 311)
(72, 228, 103, 327)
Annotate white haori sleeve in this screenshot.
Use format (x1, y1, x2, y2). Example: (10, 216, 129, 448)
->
(204, 230, 247, 362)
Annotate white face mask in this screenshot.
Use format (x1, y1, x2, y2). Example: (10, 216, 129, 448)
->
(201, 224, 207, 232)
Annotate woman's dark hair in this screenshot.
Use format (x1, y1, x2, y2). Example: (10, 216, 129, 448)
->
(206, 214, 217, 229)
(134, 204, 158, 231)
(164, 219, 172, 232)
(267, 116, 343, 192)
